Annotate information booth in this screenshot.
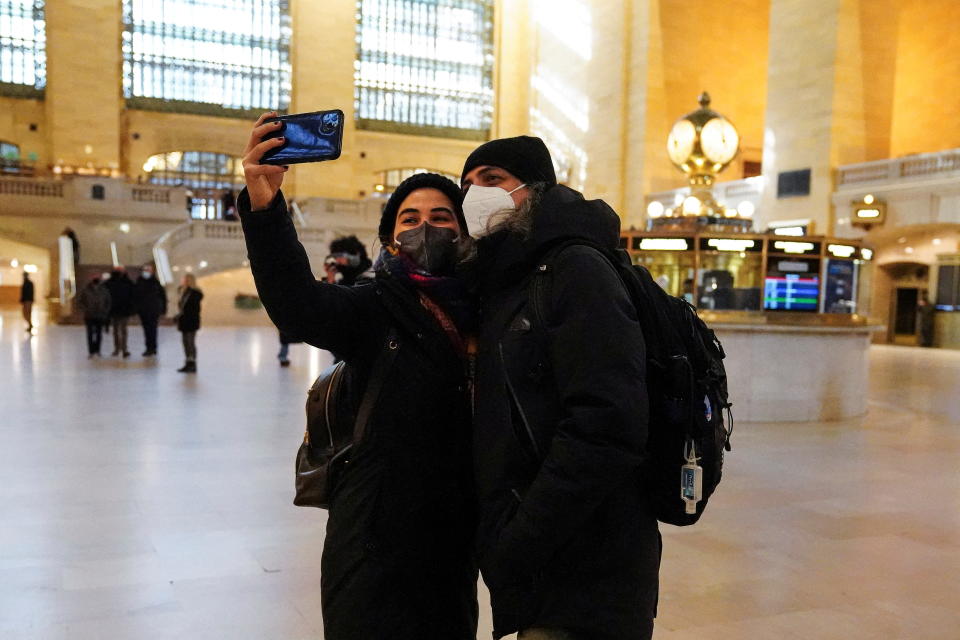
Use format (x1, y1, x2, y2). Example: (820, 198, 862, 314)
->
(620, 230, 880, 423)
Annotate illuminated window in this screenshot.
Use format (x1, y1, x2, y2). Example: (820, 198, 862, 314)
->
(0, 0, 45, 98)
(143, 151, 244, 219)
(375, 167, 460, 194)
(122, 0, 291, 118)
(355, 0, 494, 140)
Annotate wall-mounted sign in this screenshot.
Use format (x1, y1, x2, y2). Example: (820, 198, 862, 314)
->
(852, 200, 886, 226)
(777, 168, 811, 198)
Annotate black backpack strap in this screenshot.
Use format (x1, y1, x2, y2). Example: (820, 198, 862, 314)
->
(353, 327, 400, 442)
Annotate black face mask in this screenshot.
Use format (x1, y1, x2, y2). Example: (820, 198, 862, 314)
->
(395, 224, 460, 275)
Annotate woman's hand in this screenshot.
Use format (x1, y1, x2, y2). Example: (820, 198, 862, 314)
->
(242, 112, 289, 210)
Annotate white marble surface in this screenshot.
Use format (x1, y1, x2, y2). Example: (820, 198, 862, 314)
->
(716, 325, 878, 422)
(2, 310, 958, 639)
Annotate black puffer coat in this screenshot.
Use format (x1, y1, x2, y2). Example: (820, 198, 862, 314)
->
(175, 287, 203, 332)
(134, 275, 168, 318)
(239, 190, 478, 640)
(104, 272, 136, 317)
(473, 185, 660, 640)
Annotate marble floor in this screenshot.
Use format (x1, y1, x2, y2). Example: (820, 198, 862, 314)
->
(1, 309, 958, 639)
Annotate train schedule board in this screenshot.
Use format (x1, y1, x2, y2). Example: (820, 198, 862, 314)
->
(764, 257, 821, 311)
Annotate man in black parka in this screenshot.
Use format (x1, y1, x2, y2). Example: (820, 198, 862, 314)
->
(462, 137, 660, 640)
(134, 264, 167, 356)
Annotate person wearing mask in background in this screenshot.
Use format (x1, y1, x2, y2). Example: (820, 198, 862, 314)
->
(174, 273, 203, 373)
(76, 275, 112, 358)
(324, 235, 375, 286)
(461, 136, 659, 640)
(237, 112, 479, 640)
(20, 271, 34, 332)
(104, 267, 136, 358)
(134, 264, 168, 357)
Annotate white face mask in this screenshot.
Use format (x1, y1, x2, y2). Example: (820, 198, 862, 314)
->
(462, 183, 526, 236)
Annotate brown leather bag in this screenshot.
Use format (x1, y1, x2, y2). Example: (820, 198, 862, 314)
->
(293, 330, 399, 508)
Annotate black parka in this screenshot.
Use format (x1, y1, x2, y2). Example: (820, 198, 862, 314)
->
(473, 185, 660, 640)
(134, 275, 168, 318)
(238, 190, 478, 640)
(175, 287, 203, 332)
(104, 272, 136, 317)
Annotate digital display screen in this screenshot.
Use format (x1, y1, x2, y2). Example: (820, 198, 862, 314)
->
(764, 274, 820, 311)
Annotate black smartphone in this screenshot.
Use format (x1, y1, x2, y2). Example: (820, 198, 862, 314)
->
(260, 109, 344, 165)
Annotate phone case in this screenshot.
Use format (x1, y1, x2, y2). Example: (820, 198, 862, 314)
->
(261, 109, 344, 165)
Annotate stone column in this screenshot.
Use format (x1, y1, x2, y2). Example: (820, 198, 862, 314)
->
(44, 0, 123, 171)
(758, 0, 868, 235)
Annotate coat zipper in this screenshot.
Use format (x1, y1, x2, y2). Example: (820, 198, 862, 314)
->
(499, 341, 542, 460)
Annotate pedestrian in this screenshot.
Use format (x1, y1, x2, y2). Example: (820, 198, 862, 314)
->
(174, 274, 203, 373)
(237, 112, 479, 640)
(324, 235, 374, 285)
(277, 330, 297, 367)
(20, 271, 34, 332)
(462, 136, 660, 640)
(917, 292, 935, 347)
(104, 267, 135, 358)
(134, 264, 168, 356)
(76, 275, 111, 358)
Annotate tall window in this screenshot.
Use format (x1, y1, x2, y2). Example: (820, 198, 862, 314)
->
(122, 0, 291, 117)
(355, 0, 494, 140)
(143, 151, 244, 219)
(0, 0, 45, 98)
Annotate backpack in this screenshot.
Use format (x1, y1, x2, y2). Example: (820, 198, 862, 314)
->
(294, 329, 399, 509)
(532, 241, 733, 526)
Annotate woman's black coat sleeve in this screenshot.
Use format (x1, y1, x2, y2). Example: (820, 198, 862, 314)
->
(238, 188, 373, 357)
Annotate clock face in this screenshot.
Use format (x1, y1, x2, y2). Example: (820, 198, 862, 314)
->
(667, 119, 696, 166)
(700, 117, 739, 164)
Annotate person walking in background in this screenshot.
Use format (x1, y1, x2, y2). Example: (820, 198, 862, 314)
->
(20, 271, 34, 332)
(76, 275, 111, 358)
(175, 274, 203, 373)
(917, 292, 935, 347)
(134, 264, 167, 357)
(104, 267, 135, 358)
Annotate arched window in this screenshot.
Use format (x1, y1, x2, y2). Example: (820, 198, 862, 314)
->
(0, 0, 45, 98)
(374, 167, 460, 195)
(121, 0, 292, 117)
(355, 0, 494, 140)
(142, 151, 244, 220)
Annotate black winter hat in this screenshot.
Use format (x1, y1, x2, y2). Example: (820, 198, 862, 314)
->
(460, 136, 557, 186)
(378, 173, 467, 243)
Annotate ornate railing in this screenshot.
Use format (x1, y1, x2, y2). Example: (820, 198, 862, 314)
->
(0, 177, 64, 198)
(837, 148, 960, 186)
(132, 186, 172, 203)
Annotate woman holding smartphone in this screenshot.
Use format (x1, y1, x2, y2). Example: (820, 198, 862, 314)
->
(238, 113, 478, 639)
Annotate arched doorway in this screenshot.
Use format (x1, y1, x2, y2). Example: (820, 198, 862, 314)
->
(877, 261, 928, 345)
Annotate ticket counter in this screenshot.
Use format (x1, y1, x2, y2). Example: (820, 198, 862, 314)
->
(621, 231, 882, 422)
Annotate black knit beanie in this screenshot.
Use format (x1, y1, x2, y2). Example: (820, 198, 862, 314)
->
(460, 136, 557, 186)
(378, 172, 468, 243)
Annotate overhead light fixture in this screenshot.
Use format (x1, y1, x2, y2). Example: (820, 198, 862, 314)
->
(708, 238, 756, 252)
(682, 196, 701, 216)
(933, 238, 942, 245)
(24, 264, 38, 273)
(119, 223, 130, 233)
(827, 244, 857, 258)
(10, 258, 19, 268)
(863, 194, 875, 205)
(737, 201, 755, 218)
(774, 241, 815, 254)
(198, 260, 208, 268)
(904, 247, 914, 254)
(860, 248, 873, 260)
(647, 201, 665, 218)
(639, 238, 689, 251)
